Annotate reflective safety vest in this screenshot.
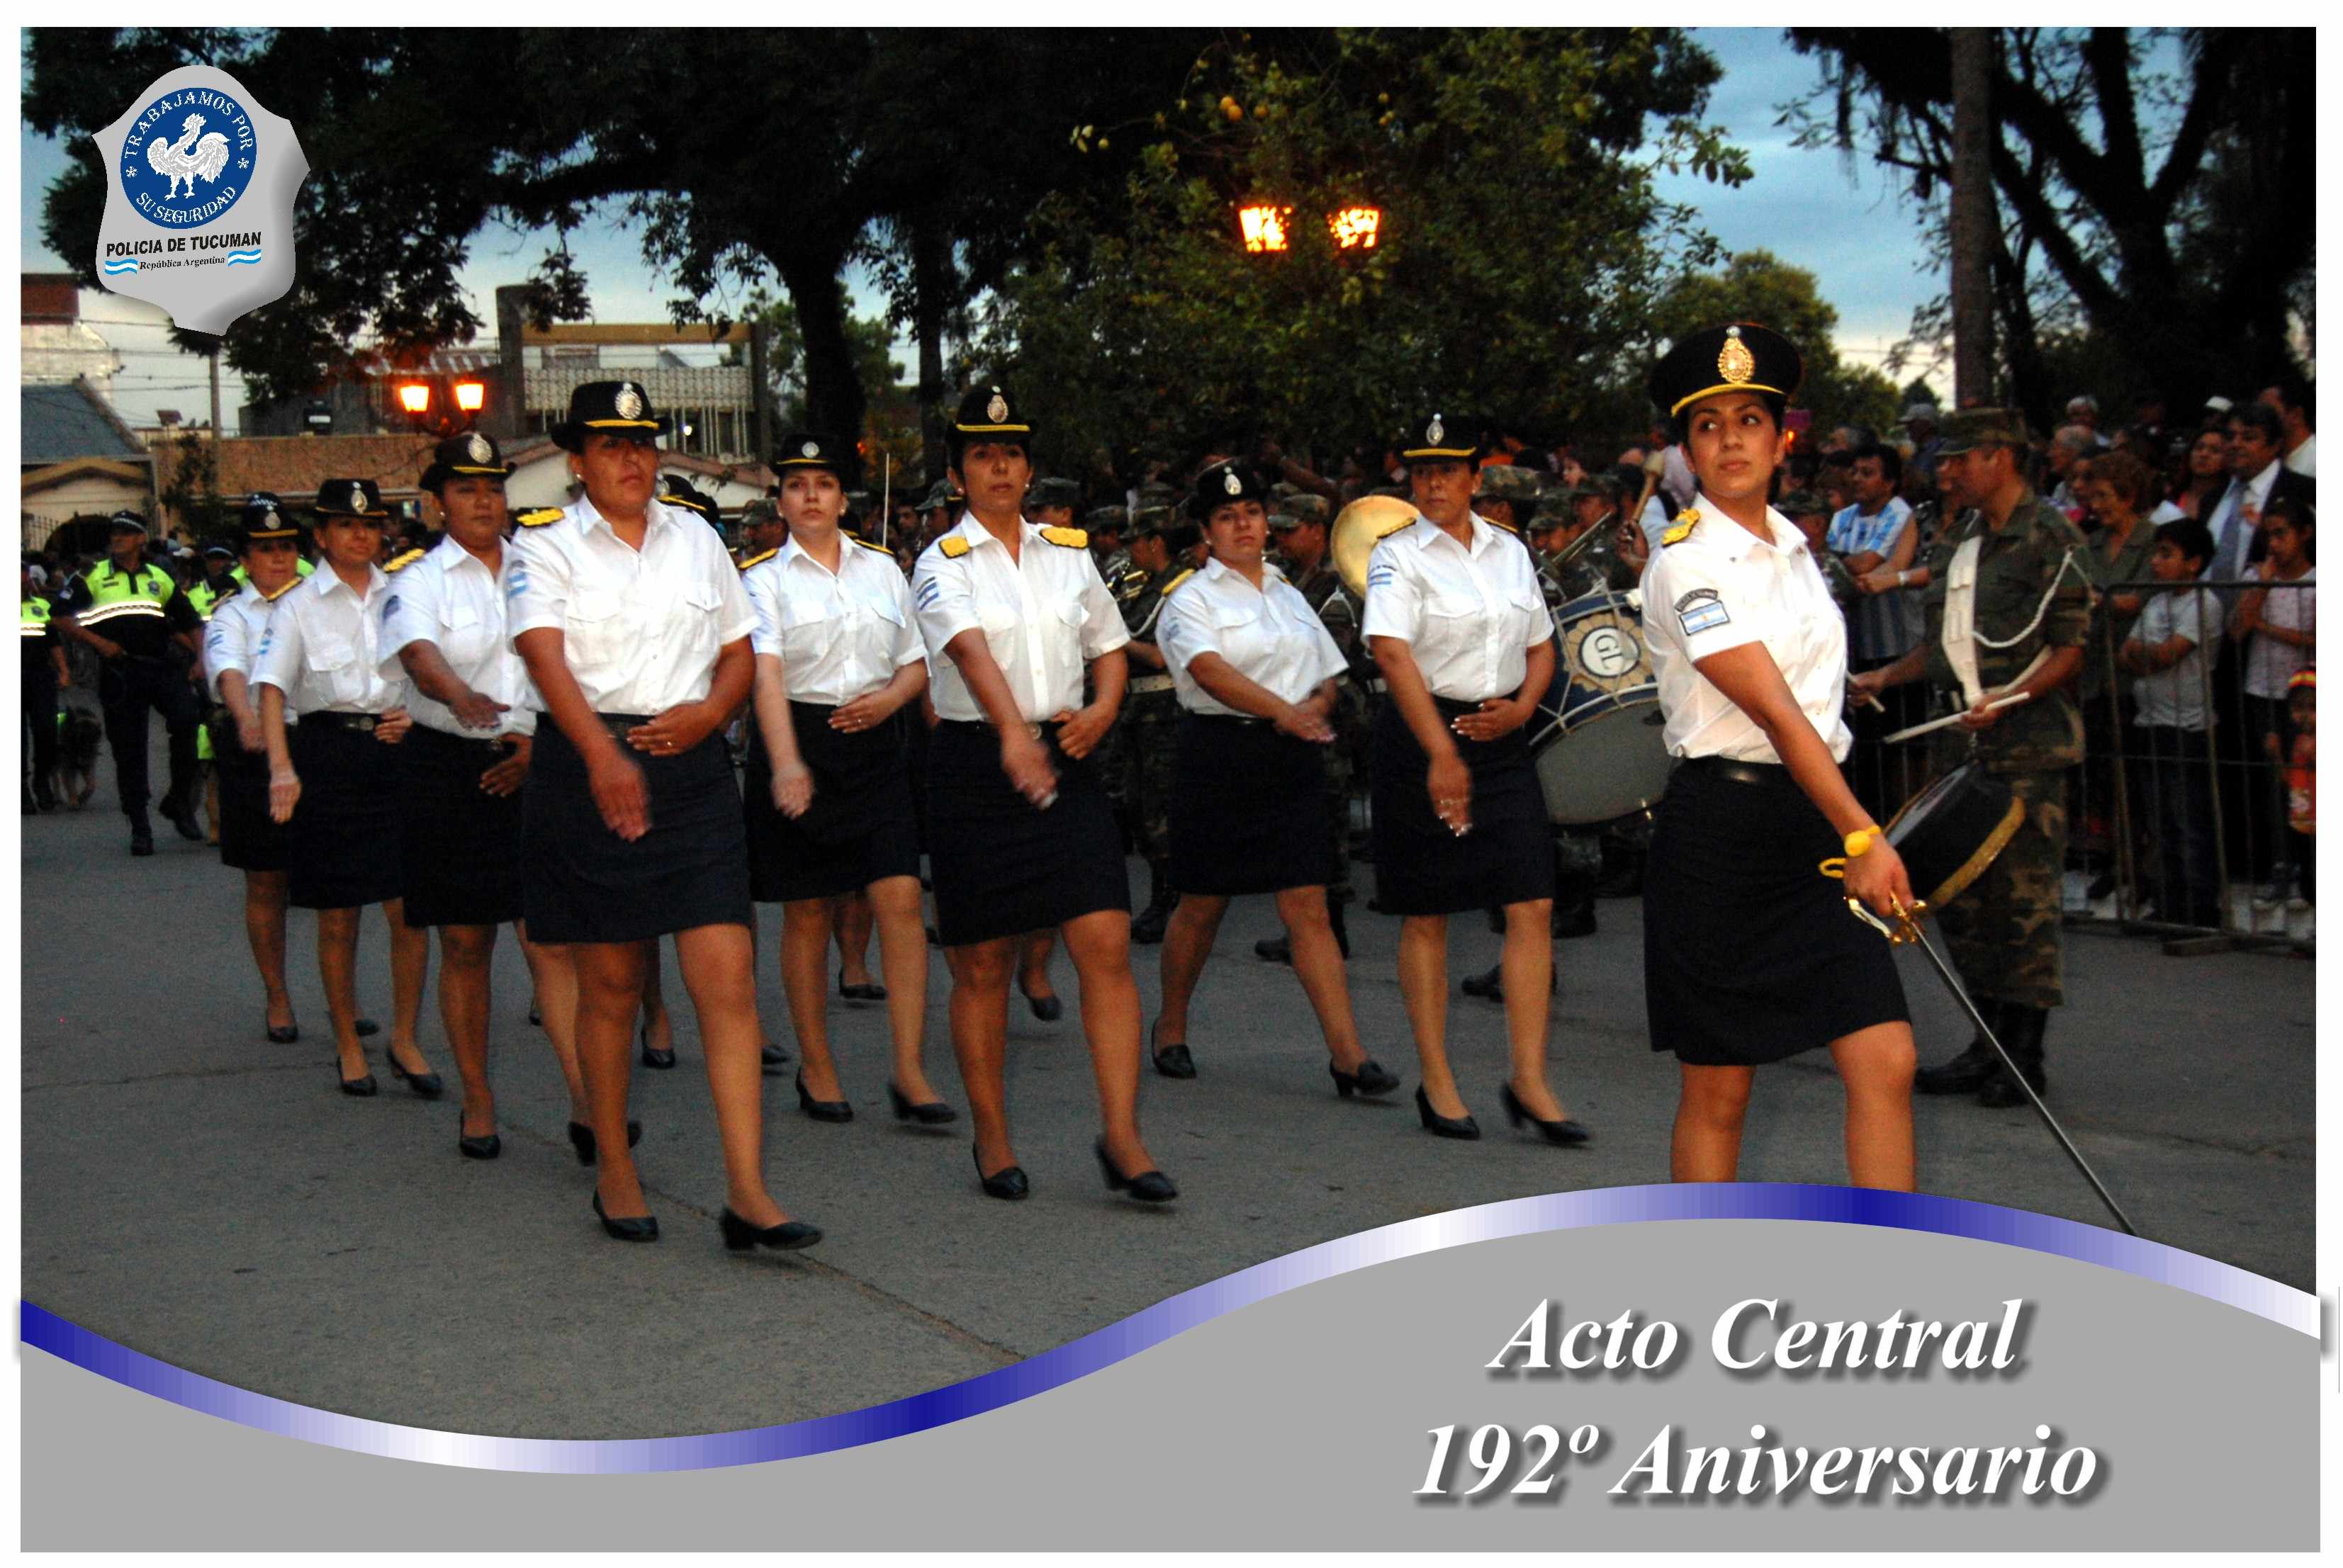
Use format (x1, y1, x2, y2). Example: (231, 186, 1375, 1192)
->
(188, 579, 235, 621)
(71, 560, 180, 631)
(20, 597, 53, 640)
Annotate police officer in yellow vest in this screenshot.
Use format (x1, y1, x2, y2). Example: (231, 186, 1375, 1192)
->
(56, 509, 206, 853)
(22, 562, 67, 814)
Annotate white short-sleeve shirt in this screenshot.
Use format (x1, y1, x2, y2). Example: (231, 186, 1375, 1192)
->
(911, 513, 1129, 723)
(1360, 512, 1553, 701)
(250, 564, 405, 716)
(1157, 555, 1346, 714)
(376, 536, 536, 738)
(1640, 494, 1853, 764)
(505, 497, 756, 715)
(203, 578, 298, 711)
(742, 534, 924, 706)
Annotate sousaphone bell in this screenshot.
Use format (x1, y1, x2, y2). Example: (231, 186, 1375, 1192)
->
(1330, 495, 1422, 598)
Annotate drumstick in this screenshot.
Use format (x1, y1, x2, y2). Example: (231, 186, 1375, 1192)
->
(1882, 691, 2030, 745)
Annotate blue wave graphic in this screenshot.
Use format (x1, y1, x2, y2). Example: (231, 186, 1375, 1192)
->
(17, 1184, 2318, 1473)
(223, 250, 262, 266)
(100, 259, 140, 274)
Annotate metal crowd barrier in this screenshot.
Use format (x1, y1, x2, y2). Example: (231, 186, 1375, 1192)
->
(1843, 576, 2314, 959)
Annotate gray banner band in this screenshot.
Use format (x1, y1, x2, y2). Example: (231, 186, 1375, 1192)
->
(23, 1216, 2317, 1550)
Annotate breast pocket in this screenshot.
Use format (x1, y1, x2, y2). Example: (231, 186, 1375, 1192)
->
(438, 602, 489, 667)
(781, 598, 836, 668)
(566, 588, 625, 662)
(306, 632, 362, 703)
(1507, 587, 1551, 644)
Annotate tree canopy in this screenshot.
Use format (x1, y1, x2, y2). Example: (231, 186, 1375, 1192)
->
(1780, 28, 2313, 425)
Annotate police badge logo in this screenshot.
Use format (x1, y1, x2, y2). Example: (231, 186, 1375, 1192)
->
(614, 384, 644, 422)
(465, 433, 493, 466)
(987, 391, 1009, 424)
(349, 484, 370, 514)
(1718, 325, 1756, 386)
(1223, 467, 1243, 495)
(802, 441, 820, 458)
(92, 65, 307, 334)
(1427, 415, 1445, 446)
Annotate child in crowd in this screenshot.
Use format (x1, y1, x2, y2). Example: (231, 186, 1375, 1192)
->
(2284, 667, 2315, 910)
(2232, 495, 2315, 908)
(2119, 518, 2223, 927)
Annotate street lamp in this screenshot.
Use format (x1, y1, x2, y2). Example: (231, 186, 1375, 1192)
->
(1327, 205, 1383, 251)
(395, 380, 433, 417)
(389, 373, 488, 436)
(1237, 203, 1293, 254)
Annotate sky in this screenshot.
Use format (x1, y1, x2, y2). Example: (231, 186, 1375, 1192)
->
(18, 27, 1947, 432)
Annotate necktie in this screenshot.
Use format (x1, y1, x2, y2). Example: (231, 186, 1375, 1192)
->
(2214, 485, 2252, 582)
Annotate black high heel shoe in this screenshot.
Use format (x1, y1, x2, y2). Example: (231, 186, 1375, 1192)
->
(1330, 1058, 1402, 1099)
(265, 1013, 298, 1044)
(639, 1020, 676, 1070)
(795, 1072, 854, 1123)
(973, 1144, 1029, 1200)
(1150, 1019, 1197, 1080)
(720, 1208, 824, 1252)
(1019, 981, 1062, 1022)
(592, 1191, 658, 1242)
(384, 1046, 445, 1100)
(760, 1042, 792, 1072)
(1498, 1083, 1590, 1146)
(1094, 1139, 1177, 1203)
(838, 971, 887, 1003)
(1415, 1085, 1480, 1140)
(567, 1119, 644, 1166)
(339, 1068, 378, 1098)
(457, 1117, 501, 1160)
(354, 1017, 381, 1038)
(887, 1083, 958, 1126)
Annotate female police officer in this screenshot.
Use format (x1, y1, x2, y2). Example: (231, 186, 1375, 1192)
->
(743, 432, 947, 1126)
(1363, 415, 1585, 1145)
(509, 381, 817, 1250)
(911, 384, 1174, 1203)
(203, 496, 306, 1043)
(1152, 460, 1398, 1100)
(1639, 324, 1916, 1190)
(254, 480, 436, 1100)
(381, 432, 585, 1161)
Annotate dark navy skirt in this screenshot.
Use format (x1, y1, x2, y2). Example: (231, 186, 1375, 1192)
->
(743, 699, 921, 903)
(286, 716, 405, 910)
(1368, 696, 1555, 915)
(1168, 712, 1335, 895)
(925, 719, 1128, 946)
(399, 723, 525, 928)
(1643, 757, 1909, 1066)
(210, 710, 287, 874)
(521, 718, 751, 944)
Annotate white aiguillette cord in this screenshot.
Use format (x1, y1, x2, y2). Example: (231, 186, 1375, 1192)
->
(1882, 689, 2032, 745)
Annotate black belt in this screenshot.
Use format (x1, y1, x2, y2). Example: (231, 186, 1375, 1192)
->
(1186, 711, 1269, 728)
(415, 723, 514, 757)
(1677, 755, 1785, 788)
(310, 711, 387, 733)
(591, 711, 654, 740)
(938, 716, 1060, 740)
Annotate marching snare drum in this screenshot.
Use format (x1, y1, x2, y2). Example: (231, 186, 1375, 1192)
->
(1883, 760, 2025, 908)
(1528, 590, 1673, 826)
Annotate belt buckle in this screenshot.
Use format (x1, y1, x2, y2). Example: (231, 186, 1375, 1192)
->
(354, 715, 377, 734)
(1024, 721, 1043, 740)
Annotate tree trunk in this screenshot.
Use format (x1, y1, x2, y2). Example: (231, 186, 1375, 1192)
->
(774, 255, 865, 446)
(911, 214, 952, 486)
(1948, 28, 1996, 409)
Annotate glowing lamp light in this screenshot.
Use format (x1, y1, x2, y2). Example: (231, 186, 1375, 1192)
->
(395, 382, 432, 415)
(1237, 203, 1292, 254)
(1327, 205, 1382, 250)
(452, 378, 486, 413)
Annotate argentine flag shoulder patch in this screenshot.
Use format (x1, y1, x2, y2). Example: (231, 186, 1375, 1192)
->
(1675, 587, 1729, 636)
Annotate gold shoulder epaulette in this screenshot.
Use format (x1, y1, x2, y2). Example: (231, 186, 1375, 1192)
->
(516, 507, 564, 528)
(736, 548, 778, 573)
(938, 536, 972, 559)
(1487, 517, 1522, 538)
(1159, 567, 1197, 597)
(851, 535, 894, 555)
(1040, 526, 1089, 549)
(384, 547, 427, 573)
(1661, 508, 1702, 547)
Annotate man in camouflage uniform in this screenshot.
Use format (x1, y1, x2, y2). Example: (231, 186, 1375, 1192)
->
(1471, 461, 1543, 536)
(1851, 409, 2090, 1109)
(1118, 513, 1196, 943)
(1027, 475, 1082, 531)
(1089, 503, 1132, 582)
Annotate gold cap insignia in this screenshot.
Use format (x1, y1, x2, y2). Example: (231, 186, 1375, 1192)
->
(801, 440, 819, 458)
(1718, 327, 1755, 386)
(1223, 467, 1243, 495)
(1427, 415, 1444, 446)
(614, 384, 644, 421)
(349, 485, 370, 514)
(465, 433, 492, 464)
(986, 390, 1008, 424)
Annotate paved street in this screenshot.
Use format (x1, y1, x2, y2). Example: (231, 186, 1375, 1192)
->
(20, 740, 2315, 1440)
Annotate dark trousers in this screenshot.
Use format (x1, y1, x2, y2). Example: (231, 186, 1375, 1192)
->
(23, 667, 57, 804)
(2135, 725, 2220, 927)
(99, 656, 199, 819)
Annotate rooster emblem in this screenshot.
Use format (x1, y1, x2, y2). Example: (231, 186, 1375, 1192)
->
(145, 113, 233, 201)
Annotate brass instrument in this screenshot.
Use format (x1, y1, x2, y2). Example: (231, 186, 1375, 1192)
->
(1329, 494, 1423, 598)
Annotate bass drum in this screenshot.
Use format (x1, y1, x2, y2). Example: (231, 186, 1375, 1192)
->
(1528, 590, 1673, 826)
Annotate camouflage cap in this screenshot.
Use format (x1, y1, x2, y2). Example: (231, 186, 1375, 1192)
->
(1777, 489, 1832, 518)
(1086, 504, 1130, 533)
(739, 498, 782, 526)
(1473, 463, 1544, 504)
(1280, 492, 1330, 526)
(918, 479, 961, 510)
(1266, 510, 1298, 531)
(1935, 407, 2030, 456)
(1028, 475, 1084, 510)
(1130, 504, 1176, 538)
(1532, 490, 1578, 523)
